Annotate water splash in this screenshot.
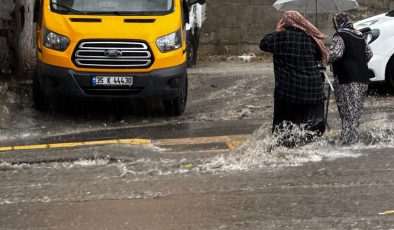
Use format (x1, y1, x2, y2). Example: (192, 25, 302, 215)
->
(0, 162, 30, 171)
(201, 119, 394, 172)
(2, 120, 393, 176)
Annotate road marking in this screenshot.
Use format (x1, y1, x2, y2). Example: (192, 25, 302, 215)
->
(379, 210, 394, 215)
(226, 140, 245, 150)
(155, 135, 251, 146)
(163, 149, 230, 155)
(0, 129, 343, 154)
(13, 144, 49, 150)
(155, 135, 251, 153)
(0, 147, 13, 151)
(0, 138, 151, 152)
(158, 142, 229, 153)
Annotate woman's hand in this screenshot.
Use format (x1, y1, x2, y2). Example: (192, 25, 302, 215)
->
(275, 19, 285, 32)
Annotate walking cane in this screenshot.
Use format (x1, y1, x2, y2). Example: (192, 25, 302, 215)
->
(321, 68, 335, 132)
(325, 85, 331, 131)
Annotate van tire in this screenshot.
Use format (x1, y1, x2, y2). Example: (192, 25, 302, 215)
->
(386, 57, 394, 92)
(33, 69, 51, 111)
(163, 74, 188, 116)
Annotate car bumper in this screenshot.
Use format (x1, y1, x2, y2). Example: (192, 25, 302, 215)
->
(36, 61, 187, 100)
(367, 52, 390, 82)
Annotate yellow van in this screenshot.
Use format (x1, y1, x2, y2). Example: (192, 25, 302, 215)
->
(33, 0, 203, 115)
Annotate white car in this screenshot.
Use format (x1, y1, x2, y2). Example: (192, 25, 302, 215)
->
(354, 10, 394, 90)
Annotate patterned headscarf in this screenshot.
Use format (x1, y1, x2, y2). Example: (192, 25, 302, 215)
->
(333, 12, 354, 31)
(276, 11, 329, 66)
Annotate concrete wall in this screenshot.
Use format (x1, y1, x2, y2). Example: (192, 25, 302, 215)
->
(362, 0, 391, 9)
(199, 0, 394, 55)
(200, 0, 279, 54)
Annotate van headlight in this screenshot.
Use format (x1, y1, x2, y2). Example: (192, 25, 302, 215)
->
(156, 30, 182, 53)
(43, 28, 70, 51)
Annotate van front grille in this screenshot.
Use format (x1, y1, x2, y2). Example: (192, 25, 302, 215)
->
(73, 40, 153, 69)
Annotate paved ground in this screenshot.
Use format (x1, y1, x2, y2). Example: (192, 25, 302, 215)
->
(1, 60, 394, 229)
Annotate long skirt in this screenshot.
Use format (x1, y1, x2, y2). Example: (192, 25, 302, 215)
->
(272, 98, 325, 147)
(334, 80, 368, 145)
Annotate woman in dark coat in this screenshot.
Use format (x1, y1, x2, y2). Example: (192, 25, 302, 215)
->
(329, 13, 373, 145)
(260, 11, 329, 147)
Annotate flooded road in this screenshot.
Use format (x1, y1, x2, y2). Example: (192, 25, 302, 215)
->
(1, 60, 394, 229)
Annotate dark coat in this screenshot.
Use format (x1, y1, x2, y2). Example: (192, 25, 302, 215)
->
(332, 31, 370, 84)
(260, 28, 325, 105)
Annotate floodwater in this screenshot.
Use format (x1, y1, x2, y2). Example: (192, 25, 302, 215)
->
(1, 60, 394, 229)
(0, 61, 274, 141)
(1, 107, 393, 202)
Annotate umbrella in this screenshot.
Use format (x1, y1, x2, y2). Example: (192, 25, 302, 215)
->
(273, 0, 359, 26)
(273, 0, 359, 13)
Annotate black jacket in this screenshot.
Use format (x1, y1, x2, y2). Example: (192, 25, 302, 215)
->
(332, 31, 370, 84)
(260, 28, 325, 105)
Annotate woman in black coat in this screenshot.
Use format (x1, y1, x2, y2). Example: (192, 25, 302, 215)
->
(260, 11, 329, 147)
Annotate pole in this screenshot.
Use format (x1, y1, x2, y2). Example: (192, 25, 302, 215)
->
(321, 68, 334, 132)
(315, 0, 318, 26)
(323, 71, 334, 132)
(325, 86, 331, 132)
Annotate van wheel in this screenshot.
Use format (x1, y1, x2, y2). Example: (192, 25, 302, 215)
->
(33, 69, 51, 111)
(163, 75, 188, 116)
(386, 58, 394, 92)
(186, 33, 197, 68)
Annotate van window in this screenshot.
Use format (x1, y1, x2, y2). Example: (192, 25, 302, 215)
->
(50, 0, 174, 15)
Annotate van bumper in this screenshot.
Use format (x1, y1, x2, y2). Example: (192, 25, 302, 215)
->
(36, 61, 187, 100)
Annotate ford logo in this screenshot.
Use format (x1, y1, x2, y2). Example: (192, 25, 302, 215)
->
(104, 49, 122, 57)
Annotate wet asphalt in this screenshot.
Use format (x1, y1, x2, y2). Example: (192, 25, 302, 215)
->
(1, 60, 394, 229)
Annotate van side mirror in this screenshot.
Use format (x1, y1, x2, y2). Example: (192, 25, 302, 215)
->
(189, 0, 205, 5)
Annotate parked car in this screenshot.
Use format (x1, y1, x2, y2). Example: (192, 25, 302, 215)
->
(354, 10, 394, 90)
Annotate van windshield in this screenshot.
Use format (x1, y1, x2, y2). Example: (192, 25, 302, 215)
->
(50, 0, 174, 15)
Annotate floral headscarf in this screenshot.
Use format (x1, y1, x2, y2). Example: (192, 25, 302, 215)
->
(276, 11, 329, 66)
(333, 12, 354, 31)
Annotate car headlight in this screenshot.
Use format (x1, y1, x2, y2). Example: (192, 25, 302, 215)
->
(156, 30, 182, 53)
(43, 28, 70, 51)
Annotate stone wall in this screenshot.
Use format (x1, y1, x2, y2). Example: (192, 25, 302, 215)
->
(0, 0, 35, 78)
(0, 0, 15, 76)
(15, 0, 36, 77)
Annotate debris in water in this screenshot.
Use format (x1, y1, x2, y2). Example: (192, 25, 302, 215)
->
(209, 163, 223, 169)
(237, 53, 257, 63)
(182, 163, 193, 169)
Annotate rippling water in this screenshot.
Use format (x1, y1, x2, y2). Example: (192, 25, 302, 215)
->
(2, 118, 393, 176)
(204, 118, 394, 171)
(1, 65, 394, 209)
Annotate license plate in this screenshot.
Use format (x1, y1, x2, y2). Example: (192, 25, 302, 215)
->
(92, 76, 133, 86)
